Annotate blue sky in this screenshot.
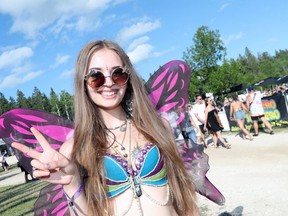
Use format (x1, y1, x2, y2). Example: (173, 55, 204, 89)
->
(1, 0, 287, 99)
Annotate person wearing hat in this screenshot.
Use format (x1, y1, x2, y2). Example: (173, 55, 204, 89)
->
(246, 86, 274, 136)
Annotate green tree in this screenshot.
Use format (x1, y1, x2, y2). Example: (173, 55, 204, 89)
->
(206, 59, 244, 96)
(274, 49, 288, 76)
(183, 26, 226, 98)
(8, 96, 17, 109)
(236, 47, 260, 85)
(257, 52, 276, 78)
(42, 93, 51, 112)
(30, 87, 45, 110)
(49, 88, 61, 116)
(0, 92, 10, 114)
(16, 90, 30, 108)
(59, 90, 73, 120)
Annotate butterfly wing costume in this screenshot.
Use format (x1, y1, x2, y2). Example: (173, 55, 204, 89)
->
(145, 60, 225, 205)
(0, 109, 73, 215)
(0, 60, 225, 215)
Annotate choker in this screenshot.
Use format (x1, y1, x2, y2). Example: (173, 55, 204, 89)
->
(107, 121, 127, 132)
(106, 117, 129, 132)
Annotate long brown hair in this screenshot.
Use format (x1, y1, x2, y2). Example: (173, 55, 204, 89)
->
(72, 40, 198, 215)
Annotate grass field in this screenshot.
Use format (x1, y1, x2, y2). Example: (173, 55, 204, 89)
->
(0, 181, 48, 216)
(0, 164, 48, 216)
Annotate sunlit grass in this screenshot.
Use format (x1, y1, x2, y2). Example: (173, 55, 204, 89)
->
(0, 164, 48, 216)
(0, 181, 48, 216)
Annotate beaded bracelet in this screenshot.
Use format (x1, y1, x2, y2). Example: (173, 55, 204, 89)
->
(64, 183, 84, 216)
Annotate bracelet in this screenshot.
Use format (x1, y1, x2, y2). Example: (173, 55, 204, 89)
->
(64, 183, 84, 216)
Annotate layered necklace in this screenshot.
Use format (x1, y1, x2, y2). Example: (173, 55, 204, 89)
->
(106, 116, 131, 159)
(106, 118, 128, 132)
(106, 117, 170, 216)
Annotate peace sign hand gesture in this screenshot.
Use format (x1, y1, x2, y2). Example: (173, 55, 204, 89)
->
(12, 127, 79, 186)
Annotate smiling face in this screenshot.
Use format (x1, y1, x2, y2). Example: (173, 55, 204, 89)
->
(86, 48, 128, 111)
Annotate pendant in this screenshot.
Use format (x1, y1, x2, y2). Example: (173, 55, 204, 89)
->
(134, 183, 142, 197)
(133, 178, 142, 198)
(131, 146, 141, 160)
(119, 125, 126, 132)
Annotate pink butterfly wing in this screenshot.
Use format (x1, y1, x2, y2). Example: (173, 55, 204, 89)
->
(145, 60, 225, 205)
(0, 108, 74, 215)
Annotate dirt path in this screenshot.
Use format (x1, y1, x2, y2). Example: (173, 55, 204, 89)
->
(0, 167, 27, 186)
(197, 128, 288, 216)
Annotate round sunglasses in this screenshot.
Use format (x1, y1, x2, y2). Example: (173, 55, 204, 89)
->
(84, 67, 129, 89)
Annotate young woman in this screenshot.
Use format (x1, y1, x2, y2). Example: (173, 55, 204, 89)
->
(229, 94, 253, 140)
(12, 40, 199, 216)
(204, 97, 231, 149)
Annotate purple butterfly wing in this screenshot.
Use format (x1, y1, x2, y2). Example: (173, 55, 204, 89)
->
(0, 108, 74, 215)
(145, 60, 225, 205)
(34, 184, 69, 216)
(145, 60, 190, 114)
(181, 141, 225, 205)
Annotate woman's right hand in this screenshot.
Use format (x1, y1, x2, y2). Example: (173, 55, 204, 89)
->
(12, 127, 78, 185)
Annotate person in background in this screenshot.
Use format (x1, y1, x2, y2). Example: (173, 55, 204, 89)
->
(193, 94, 208, 148)
(187, 104, 201, 144)
(204, 97, 231, 149)
(223, 97, 230, 107)
(17, 162, 37, 182)
(12, 40, 199, 216)
(0, 152, 9, 171)
(230, 94, 253, 141)
(177, 105, 198, 144)
(246, 86, 274, 136)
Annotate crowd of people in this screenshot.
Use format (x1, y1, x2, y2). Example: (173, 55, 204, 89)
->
(184, 83, 284, 148)
(223, 83, 288, 106)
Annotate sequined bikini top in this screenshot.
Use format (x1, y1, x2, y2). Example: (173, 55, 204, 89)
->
(104, 143, 168, 198)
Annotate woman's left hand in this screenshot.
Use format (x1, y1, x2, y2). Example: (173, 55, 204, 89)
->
(12, 127, 78, 185)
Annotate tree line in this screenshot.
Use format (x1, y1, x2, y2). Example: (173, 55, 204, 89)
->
(183, 26, 288, 102)
(1, 25, 288, 116)
(0, 87, 74, 119)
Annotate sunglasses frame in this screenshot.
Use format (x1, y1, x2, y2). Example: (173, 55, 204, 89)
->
(84, 66, 130, 89)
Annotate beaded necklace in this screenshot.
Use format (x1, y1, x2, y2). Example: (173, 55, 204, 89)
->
(107, 117, 170, 216)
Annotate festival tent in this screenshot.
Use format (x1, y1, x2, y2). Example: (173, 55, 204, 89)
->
(276, 75, 288, 84)
(254, 77, 278, 86)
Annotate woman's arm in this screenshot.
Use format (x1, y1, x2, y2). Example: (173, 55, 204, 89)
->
(241, 101, 248, 112)
(203, 108, 208, 130)
(229, 102, 234, 119)
(189, 114, 198, 133)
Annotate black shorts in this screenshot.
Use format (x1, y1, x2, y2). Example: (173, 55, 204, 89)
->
(251, 115, 265, 121)
(198, 124, 205, 134)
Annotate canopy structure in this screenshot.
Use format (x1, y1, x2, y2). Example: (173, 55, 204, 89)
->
(254, 77, 278, 86)
(276, 75, 288, 84)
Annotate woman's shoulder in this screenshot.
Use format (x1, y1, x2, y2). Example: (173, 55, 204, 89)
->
(59, 137, 74, 158)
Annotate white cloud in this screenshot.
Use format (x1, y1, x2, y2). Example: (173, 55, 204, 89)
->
(0, 70, 43, 90)
(0, 0, 122, 38)
(116, 19, 161, 43)
(267, 37, 278, 43)
(0, 47, 33, 70)
(59, 68, 74, 79)
(127, 43, 154, 64)
(219, 3, 230, 12)
(127, 36, 150, 51)
(223, 32, 244, 46)
(51, 54, 71, 68)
